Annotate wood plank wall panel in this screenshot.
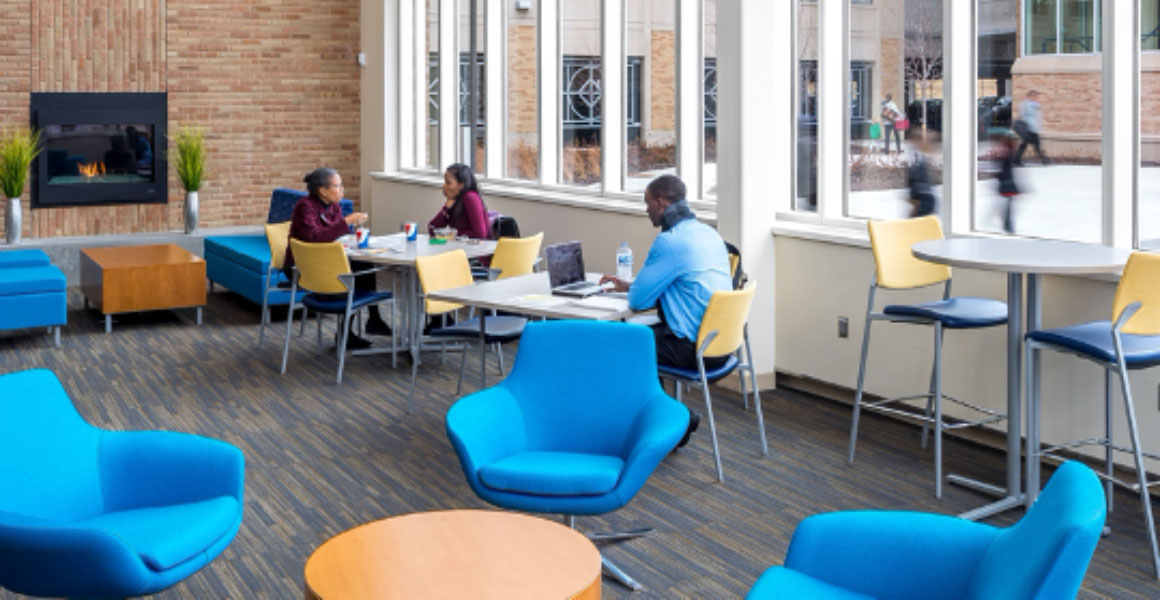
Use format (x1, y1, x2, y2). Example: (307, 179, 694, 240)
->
(0, 0, 360, 239)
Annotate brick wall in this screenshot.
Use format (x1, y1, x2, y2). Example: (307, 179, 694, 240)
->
(0, 0, 361, 240)
(647, 29, 675, 145)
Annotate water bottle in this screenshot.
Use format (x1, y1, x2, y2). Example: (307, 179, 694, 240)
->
(616, 241, 633, 279)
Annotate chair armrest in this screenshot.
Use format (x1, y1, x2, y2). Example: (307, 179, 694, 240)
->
(784, 511, 997, 598)
(98, 431, 245, 512)
(445, 387, 528, 485)
(614, 392, 688, 500)
(0, 510, 152, 597)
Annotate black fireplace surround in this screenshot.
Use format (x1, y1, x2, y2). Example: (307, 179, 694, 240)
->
(31, 92, 167, 208)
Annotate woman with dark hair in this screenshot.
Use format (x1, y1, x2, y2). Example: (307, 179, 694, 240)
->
(285, 167, 391, 348)
(428, 163, 491, 240)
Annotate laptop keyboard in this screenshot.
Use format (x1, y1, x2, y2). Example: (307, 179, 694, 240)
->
(557, 281, 597, 291)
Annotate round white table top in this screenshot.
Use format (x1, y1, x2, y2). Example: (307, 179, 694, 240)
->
(912, 238, 1131, 275)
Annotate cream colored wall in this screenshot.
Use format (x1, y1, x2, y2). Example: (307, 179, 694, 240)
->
(775, 235, 1160, 464)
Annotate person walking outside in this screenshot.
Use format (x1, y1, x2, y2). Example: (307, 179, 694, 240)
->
(880, 93, 902, 154)
(1014, 90, 1050, 166)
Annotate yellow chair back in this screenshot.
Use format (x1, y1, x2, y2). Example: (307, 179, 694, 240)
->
(265, 221, 291, 271)
(728, 253, 740, 285)
(697, 281, 757, 358)
(1113, 252, 1160, 335)
(288, 239, 350, 294)
(490, 232, 544, 280)
(867, 215, 950, 289)
(416, 249, 474, 315)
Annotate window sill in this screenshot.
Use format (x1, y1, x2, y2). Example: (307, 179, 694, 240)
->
(369, 170, 719, 224)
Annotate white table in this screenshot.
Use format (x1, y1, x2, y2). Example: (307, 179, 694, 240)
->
(427, 272, 634, 388)
(347, 233, 497, 365)
(912, 237, 1130, 520)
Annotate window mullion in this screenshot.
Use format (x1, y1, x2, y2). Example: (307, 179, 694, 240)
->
(485, 0, 503, 179)
(1104, 0, 1135, 247)
(819, 0, 846, 220)
(439, 0, 457, 170)
(602, 0, 624, 194)
(399, 0, 415, 170)
(540, 1, 559, 185)
(676, 0, 701, 199)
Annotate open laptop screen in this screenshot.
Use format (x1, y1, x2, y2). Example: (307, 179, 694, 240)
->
(545, 241, 586, 287)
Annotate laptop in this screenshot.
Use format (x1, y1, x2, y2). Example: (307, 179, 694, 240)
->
(545, 241, 606, 298)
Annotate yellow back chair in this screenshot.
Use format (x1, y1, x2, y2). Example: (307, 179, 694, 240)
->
(489, 233, 544, 280)
(849, 216, 1008, 498)
(416, 249, 473, 316)
(1025, 251, 1160, 577)
(258, 222, 295, 345)
(280, 239, 394, 384)
(657, 281, 766, 483)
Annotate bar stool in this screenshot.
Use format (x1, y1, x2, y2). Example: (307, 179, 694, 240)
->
(1025, 250, 1160, 579)
(848, 216, 1008, 498)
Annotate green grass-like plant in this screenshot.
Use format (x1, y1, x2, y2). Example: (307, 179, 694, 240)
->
(0, 129, 42, 200)
(174, 128, 206, 192)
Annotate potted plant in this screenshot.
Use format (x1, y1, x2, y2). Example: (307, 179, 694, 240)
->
(0, 128, 42, 244)
(174, 128, 206, 234)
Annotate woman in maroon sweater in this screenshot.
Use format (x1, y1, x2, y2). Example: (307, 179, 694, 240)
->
(285, 167, 391, 348)
(428, 163, 490, 240)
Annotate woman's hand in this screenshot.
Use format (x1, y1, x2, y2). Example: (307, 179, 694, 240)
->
(344, 212, 368, 226)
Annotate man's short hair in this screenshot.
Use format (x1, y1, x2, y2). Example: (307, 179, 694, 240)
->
(646, 175, 686, 205)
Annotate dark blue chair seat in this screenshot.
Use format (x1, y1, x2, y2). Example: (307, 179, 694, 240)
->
(301, 290, 393, 314)
(429, 315, 527, 343)
(883, 297, 1007, 328)
(1027, 320, 1160, 367)
(656, 355, 740, 383)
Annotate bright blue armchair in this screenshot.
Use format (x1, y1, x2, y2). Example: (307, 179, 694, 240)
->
(0, 369, 244, 598)
(748, 460, 1105, 600)
(446, 320, 689, 589)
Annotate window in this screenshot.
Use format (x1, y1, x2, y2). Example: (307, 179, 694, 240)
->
(457, 0, 486, 172)
(560, 2, 602, 186)
(626, 0, 676, 194)
(795, 0, 818, 213)
(505, 0, 538, 180)
(423, 0, 439, 170)
(703, 0, 718, 198)
(1026, 0, 1100, 56)
(1140, 1, 1160, 249)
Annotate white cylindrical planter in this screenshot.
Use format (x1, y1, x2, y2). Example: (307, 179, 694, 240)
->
(184, 191, 199, 234)
(5, 196, 21, 244)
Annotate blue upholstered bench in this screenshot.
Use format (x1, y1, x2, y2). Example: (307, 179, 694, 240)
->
(0, 257, 66, 346)
(204, 188, 351, 307)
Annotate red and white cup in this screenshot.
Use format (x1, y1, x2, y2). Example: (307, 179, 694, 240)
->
(401, 221, 418, 241)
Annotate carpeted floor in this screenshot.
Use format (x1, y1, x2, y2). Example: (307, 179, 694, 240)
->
(0, 288, 1155, 598)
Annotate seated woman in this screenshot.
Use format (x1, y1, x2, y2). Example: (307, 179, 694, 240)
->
(285, 167, 391, 349)
(428, 163, 491, 240)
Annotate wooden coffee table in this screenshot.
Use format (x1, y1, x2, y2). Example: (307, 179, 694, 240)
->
(304, 510, 602, 600)
(80, 243, 207, 333)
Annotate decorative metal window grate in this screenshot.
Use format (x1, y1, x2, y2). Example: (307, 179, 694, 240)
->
(626, 57, 643, 131)
(458, 53, 486, 127)
(428, 53, 439, 126)
(850, 61, 872, 121)
(563, 56, 603, 129)
(704, 58, 718, 126)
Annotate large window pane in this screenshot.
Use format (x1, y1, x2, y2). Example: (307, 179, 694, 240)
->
(624, 1, 676, 194)
(1026, 0, 1100, 55)
(1140, 1, 1160, 248)
(424, 0, 439, 170)
(794, 0, 818, 212)
(847, 0, 944, 221)
(560, 2, 602, 186)
(457, 0, 486, 172)
(505, 0, 538, 180)
(703, 0, 718, 198)
(975, 0, 1101, 241)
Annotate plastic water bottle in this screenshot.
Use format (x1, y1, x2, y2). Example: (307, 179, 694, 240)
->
(616, 241, 633, 279)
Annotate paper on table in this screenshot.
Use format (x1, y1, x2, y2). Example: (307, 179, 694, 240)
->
(568, 295, 629, 312)
(508, 294, 570, 307)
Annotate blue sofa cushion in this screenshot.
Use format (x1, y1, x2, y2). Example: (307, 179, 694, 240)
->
(0, 265, 66, 295)
(0, 249, 50, 269)
(267, 188, 353, 224)
(479, 451, 624, 496)
(78, 496, 240, 571)
(748, 567, 875, 600)
(204, 236, 271, 274)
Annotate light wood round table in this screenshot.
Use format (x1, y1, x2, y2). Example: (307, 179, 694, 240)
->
(304, 510, 602, 600)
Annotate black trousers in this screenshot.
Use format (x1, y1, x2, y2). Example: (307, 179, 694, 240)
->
(1015, 131, 1048, 165)
(651, 308, 729, 372)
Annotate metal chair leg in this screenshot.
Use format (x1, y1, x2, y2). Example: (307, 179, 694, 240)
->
(1115, 357, 1160, 579)
(699, 359, 724, 483)
(848, 311, 875, 463)
(744, 330, 768, 456)
(280, 299, 296, 374)
(336, 309, 353, 384)
(601, 556, 643, 591)
(457, 340, 469, 396)
(933, 321, 944, 499)
(1105, 369, 1115, 513)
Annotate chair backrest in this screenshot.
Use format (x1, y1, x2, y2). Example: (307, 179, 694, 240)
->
(490, 213, 521, 239)
(725, 241, 746, 290)
(0, 369, 103, 521)
(288, 239, 350, 294)
(268, 187, 353, 223)
(1112, 251, 1160, 335)
(503, 320, 667, 455)
(264, 221, 291, 271)
(490, 232, 544, 280)
(963, 461, 1106, 600)
(866, 215, 950, 289)
(697, 281, 757, 358)
(415, 249, 473, 315)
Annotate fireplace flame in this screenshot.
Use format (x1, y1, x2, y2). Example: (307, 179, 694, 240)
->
(78, 161, 106, 178)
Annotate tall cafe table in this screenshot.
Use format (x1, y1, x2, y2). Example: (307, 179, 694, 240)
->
(426, 272, 634, 389)
(347, 233, 497, 367)
(912, 237, 1130, 520)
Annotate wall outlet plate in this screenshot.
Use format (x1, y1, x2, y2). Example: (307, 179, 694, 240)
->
(838, 316, 849, 338)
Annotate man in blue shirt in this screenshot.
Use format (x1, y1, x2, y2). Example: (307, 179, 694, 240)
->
(602, 175, 732, 446)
